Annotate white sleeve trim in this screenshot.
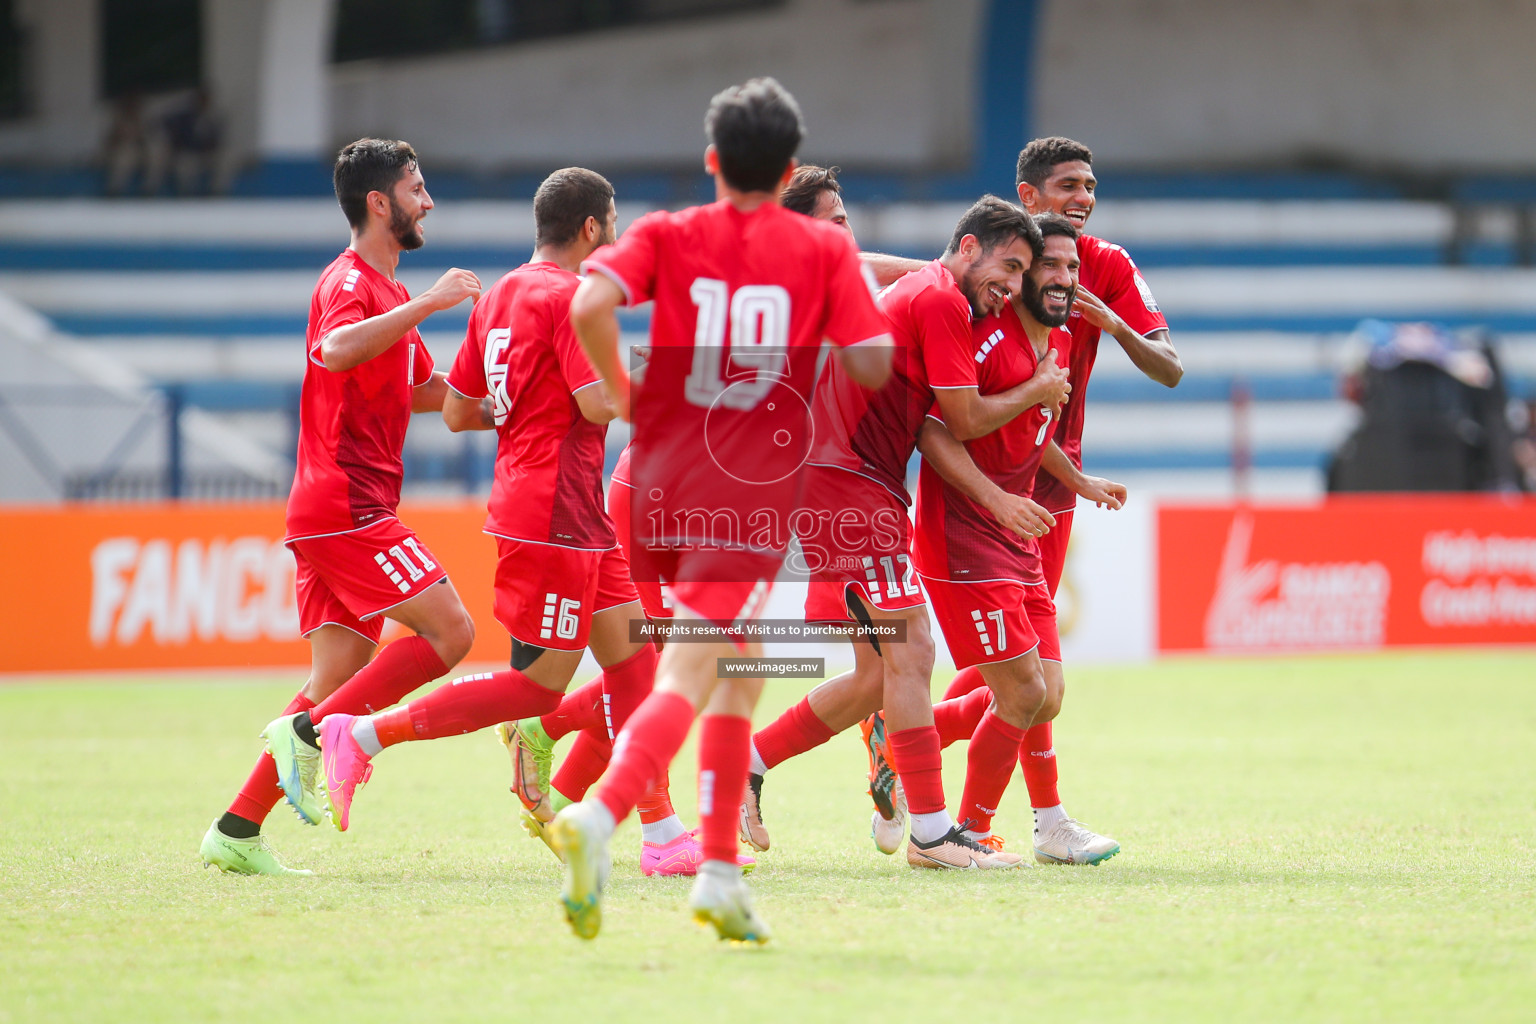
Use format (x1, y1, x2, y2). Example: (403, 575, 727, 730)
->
(582, 260, 635, 306)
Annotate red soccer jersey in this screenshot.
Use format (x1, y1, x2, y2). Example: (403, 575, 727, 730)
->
(806, 260, 979, 504)
(1030, 234, 1167, 514)
(448, 261, 615, 550)
(286, 249, 435, 541)
(583, 199, 888, 554)
(913, 305, 1072, 584)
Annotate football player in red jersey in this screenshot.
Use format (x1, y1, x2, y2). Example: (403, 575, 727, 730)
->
(915, 214, 1105, 857)
(549, 78, 894, 944)
(264, 167, 644, 840)
(751, 197, 1053, 872)
(200, 139, 482, 874)
(498, 163, 860, 879)
(938, 138, 1180, 865)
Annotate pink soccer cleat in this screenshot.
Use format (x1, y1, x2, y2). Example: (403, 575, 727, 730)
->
(317, 713, 374, 832)
(641, 829, 756, 877)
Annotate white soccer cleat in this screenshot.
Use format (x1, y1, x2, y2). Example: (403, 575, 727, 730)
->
(689, 860, 771, 945)
(549, 802, 614, 940)
(870, 778, 908, 855)
(1033, 818, 1121, 865)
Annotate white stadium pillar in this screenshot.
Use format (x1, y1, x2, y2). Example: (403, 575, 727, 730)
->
(204, 0, 336, 163)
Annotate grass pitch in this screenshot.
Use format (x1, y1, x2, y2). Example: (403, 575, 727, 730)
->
(2, 650, 1534, 1023)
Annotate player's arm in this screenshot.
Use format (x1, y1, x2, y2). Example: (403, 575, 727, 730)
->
(442, 388, 494, 431)
(573, 381, 619, 425)
(917, 418, 1054, 538)
(412, 370, 451, 414)
(320, 268, 482, 372)
(570, 273, 630, 422)
(1075, 285, 1182, 388)
(859, 251, 927, 288)
(933, 349, 1070, 441)
(1040, 441, 1127, 510)
(835, 337, 894, 389)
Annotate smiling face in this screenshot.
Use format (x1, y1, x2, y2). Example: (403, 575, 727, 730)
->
(1018, 233, 1080, 328)
(958, 234, 1033, 317)
(384, 163, 432, 251)
(1018, 159, 1096, 231)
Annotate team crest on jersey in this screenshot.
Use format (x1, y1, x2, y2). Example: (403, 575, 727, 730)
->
(1133, 271, 1160, 313)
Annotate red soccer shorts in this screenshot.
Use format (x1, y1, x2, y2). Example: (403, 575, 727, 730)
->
(627, 541, 777, 647)
(288, 518, 448, 643)
(921, 574, 1060, 669)
(799, 465, 925, 623)
(608, 477, 672, 621)
(492, 538, 641, 651)
(1037, 507, 1074, 598)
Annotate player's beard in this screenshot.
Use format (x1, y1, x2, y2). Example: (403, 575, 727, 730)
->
(389, 198, 426, 251)
(1020, 273, 1072, 328)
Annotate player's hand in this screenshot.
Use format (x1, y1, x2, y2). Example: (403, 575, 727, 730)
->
(1075, 474, 1127, 510)
(1072, 287, 1123, 334)
(424, 268, 482, 310)
(1031, 348, 1071, 417)
(985, 492, 1056, 539)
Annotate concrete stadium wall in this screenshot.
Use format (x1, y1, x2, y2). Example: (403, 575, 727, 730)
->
(1034, 0, 1536, 170)
(328, 0, 983, 170)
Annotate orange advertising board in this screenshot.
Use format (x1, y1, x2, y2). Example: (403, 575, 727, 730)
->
(0, 502, 506, 673)
(1158, 495, 1536, 652)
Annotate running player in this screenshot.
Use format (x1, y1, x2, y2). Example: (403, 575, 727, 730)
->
(499, 161, 859, 877)
(936, 138, 1179, 864)
(199, 138, 481, 874)
(549, 78, 894, 944)
(261, 168, 676, 838)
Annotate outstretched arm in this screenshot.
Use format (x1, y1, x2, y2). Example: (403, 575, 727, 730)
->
(1040, 442, 1127, 509)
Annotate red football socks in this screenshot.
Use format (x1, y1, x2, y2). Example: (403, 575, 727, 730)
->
(226, 690, 315, 824)
(933, 685, 990, 749)
(551, 728, 613, 801)
(540, 676, 605, 742)
(600, 644, 658, 739)
(636, 769, 676, 825)
(371, 668, 564, 745)
(1020, 721, 1060, 809)
(751, 695, 836, 770)
(697, 714, 750, 863)
(942, 664, 987, 702)
(958, 710, 1026, 835)
(886, 726, 946, 815)
(593, 690, 695, 826)
(309, 635, 448, 721)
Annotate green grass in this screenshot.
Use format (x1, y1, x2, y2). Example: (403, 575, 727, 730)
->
(3, 650, 1535, 1023)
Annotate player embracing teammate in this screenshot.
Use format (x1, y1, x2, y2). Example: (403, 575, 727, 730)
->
(933, 138, 1180, 862)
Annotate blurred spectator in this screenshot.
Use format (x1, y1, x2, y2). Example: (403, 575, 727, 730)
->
(1511, 399, 1536, 492)
(1328, 320, 1521, 492)
(102, 93, 149, 196)
(157, 87, 226, 195)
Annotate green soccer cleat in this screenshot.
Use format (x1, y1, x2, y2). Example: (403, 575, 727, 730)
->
(510, 718, 556, 817)
(200, 821, 313, 876)
(262, 711, 324, 826)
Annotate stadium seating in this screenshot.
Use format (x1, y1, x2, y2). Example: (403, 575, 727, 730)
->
(1, 186, 1532, 502)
